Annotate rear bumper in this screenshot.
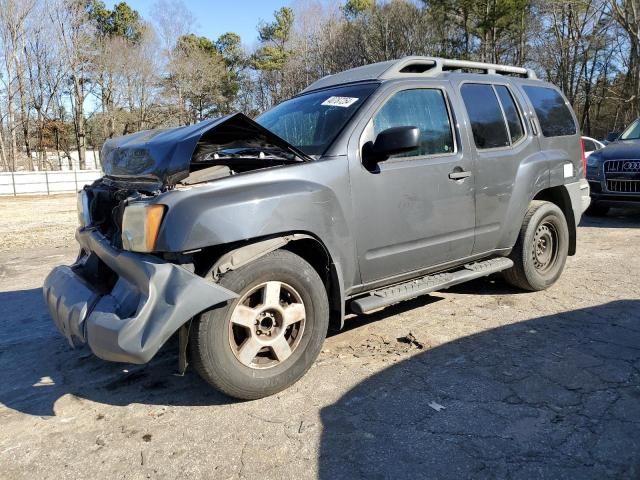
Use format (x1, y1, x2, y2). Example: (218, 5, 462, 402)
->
(43, 228, 237, 364)
(566, 178, 591, 220)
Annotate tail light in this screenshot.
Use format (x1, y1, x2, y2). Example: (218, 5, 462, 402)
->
(580, 138, 586, 176)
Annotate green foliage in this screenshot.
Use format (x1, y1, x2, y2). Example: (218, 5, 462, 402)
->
(176, 33, 219, 57)
(216, 32, 244, 70)
(166, 32, 245, 121)
(257, 7, 294, 47)
(342, 0, 375, 18)
(253, 7, 294, 72)
(86, 0, 143, 43)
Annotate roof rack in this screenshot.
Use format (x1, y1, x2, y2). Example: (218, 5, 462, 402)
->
(379, 56, 537, 80)
(301, 56, 537, 93)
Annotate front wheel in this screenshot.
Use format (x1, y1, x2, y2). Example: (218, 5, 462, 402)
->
(189, 249, 329, 400)
(504, 200, 569, 291)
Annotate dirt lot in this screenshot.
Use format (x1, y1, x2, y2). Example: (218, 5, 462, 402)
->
(1, 196, 639, 479)
(0, 194, 77, 251)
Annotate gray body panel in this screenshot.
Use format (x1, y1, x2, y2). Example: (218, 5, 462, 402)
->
(44, 56, 588, 364)
(153, 157, 358, 291)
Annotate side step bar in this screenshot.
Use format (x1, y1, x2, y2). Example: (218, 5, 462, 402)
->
(350, 257, 514, 314)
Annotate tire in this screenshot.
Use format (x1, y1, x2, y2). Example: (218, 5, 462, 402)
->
(584, 202, 609, 217)
(504, 200, 569, 292)
(189, 249, 329, 400)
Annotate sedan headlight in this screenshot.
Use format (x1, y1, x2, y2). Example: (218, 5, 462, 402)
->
(77, 190, 91, 227)
(121, 203, 166, 252)
(586, 153, 600, 167)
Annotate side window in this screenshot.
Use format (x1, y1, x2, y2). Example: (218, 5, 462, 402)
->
(583, 139, 596, 151)
(522, 86, 577, 137)
(495, 85, 524, 143)
(372, 89, 454, 157)
(460, 84, 510, 149)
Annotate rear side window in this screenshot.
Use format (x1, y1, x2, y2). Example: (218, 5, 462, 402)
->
(495, 85, 524, 143)
(460, 84, 510, 149)
(522, 86, 576, 137)
(372, 89, 454, 157)
(583, 139, 596, 151)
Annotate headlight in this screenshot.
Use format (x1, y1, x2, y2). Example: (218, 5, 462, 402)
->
(586, 154, 600, 167)
(121, 203, 166, 252)
(77, 190, 90, 227)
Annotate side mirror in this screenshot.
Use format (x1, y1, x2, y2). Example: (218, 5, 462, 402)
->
(371, 126, 420, 159)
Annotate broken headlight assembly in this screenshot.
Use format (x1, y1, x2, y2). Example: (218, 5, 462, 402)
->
(121, 203, 166, 252)
(77, 190, 91, 228)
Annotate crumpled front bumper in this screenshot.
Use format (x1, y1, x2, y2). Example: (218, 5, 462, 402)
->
(43, 228, 237, 364)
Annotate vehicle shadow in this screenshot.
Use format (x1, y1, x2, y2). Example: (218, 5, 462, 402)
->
(319, 300, 640, 479)
(579, 207, 640, 229)
(446, 275, 524, 296)
(1, 288, 445, 416)
(0, 288, 230, 417)
(334, 295, 444, 336)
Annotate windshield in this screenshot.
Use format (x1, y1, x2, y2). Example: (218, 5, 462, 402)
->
(256, 83, 379, 155)
(619, 118, 640, 141)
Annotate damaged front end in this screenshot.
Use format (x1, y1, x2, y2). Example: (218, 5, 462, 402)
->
(43, 229, 237, 363)
(100, 112, 311, 189)
(44, 112, 309, 364)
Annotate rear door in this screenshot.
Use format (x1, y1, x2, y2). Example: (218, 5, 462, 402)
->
(456, 81, 541, 254)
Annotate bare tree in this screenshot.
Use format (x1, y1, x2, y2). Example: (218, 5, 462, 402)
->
(0, 0, 35, 170)
(24, 1, 67, 168)
(50, 0, 94, 169)
(610, 0, 640, 117)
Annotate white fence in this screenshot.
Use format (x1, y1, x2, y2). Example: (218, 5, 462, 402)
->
(48, 150, 101, 171)
(0, 170, 103, 196)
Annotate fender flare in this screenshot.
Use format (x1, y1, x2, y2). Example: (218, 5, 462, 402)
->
(210, 234, 314, 281)
(208, 233, 346, 330)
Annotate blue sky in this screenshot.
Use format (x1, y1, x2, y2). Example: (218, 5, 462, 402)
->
(105, 0, 293, 47)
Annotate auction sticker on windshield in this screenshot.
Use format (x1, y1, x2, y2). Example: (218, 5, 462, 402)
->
(321, 96, 359, 108)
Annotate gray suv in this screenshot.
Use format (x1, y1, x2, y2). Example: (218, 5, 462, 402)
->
(44, 57, 590, 399)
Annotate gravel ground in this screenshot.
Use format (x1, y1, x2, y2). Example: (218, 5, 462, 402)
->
(0, 196, 639, 479)
(0, 194, 77, 251)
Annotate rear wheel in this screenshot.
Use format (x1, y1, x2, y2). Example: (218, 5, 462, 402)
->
(584, 202, 609, 217)
(189, 249, 329, 400)
(504, 200, 569, 291)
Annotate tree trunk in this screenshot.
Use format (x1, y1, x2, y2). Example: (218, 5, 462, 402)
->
(16, 61, 32, 168)
(0, 126, 8, 171)
(72, 75, 86, 170)
(5, 56, 18, 171)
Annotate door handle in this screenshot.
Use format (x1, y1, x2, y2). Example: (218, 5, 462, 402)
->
(448, 170, 472, 180)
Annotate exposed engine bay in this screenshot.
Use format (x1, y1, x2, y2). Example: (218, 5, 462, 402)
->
(86, 112, 314, 248)
(99, 112, 310, 188)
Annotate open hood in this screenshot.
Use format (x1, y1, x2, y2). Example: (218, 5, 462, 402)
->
(100, 112, 312, 188)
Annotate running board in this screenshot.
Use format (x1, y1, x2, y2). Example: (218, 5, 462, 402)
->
(350, 257, 514, 314)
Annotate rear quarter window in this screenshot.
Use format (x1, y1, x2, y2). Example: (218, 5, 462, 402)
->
(523, 86, 576, 137)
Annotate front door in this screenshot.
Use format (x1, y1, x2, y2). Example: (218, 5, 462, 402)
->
(350, 86, 476, 284)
